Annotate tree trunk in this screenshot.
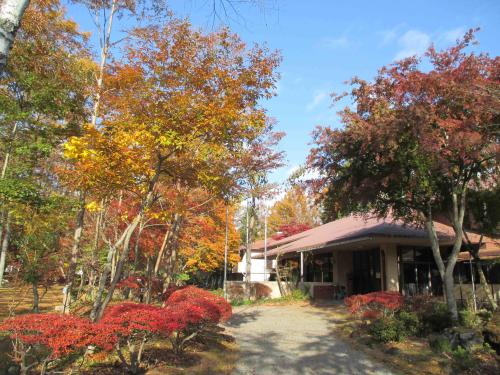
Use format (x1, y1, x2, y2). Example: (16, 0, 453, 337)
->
(144, 257, 153, 304)
(0, 0, 30, 71)
(245, 200, 255, 299)
(133, 218, 144, 271)
(275, 253, 286, 297)
(154, 227, 172, 275)
(423, 208, 457, 321)
(423, 189, 466, 323)
(32, 282, 39, 312)
(464, 232, 498, 310)
(477, 262, 497, 310)
(63, 191, 86, 313)
(89, 204, 104, 294)
(0, 122, 18, 286)
(90, 244, 116, 321)
(155, 214, 182, 277)
(91, 167, 161, 320)
(98, 214, 142, 319)
(443, 268, 458, 321)
(164, 216, 183, 286)
(0, 213, 11, 286)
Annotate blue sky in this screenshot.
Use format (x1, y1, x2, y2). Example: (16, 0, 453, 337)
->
(65, 0, 500, 187)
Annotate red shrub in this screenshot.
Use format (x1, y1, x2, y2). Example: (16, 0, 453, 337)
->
(163, 286, 232, 354)
(161, 285, 187, 301)
(0, 313, 99, 358)
(97, 303, 174, 372)
(165, 286, 232, 322)
(99, 302, 171, 338)
(361, 309, 381, 320)
(344, 291, 404, 315)
(0, 287, 233, 371)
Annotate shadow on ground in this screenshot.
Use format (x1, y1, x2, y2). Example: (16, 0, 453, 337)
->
(226, 304, 396, 375)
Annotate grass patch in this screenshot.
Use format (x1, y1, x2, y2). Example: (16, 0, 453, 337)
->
(0, 285, 64, 320)
(230, 289, 310, 307)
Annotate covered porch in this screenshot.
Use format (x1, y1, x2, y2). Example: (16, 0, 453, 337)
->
(272, 238, 405, 299)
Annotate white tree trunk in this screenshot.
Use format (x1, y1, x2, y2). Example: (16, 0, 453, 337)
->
(0, 213, 10, 286)
(0, 0, 30, 70)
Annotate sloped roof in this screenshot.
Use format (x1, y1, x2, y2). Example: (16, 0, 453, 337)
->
(458, 240, 500, 261)
(252, 213, 500, 259)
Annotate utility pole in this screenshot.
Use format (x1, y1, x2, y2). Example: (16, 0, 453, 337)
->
(245, 199, 250, 282)
(264, 209, 268, 281)
(223, 205, 229, 300)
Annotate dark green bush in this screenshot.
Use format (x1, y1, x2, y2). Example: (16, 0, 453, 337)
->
(369, 317, 407, 343)
(429, 335, 452, 353)
(452, 346, 475, 371)
(396, 310, 421, 336)
(421, 302, 452, 333)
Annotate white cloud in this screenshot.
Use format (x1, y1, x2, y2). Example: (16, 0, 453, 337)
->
(306, 91, 329, 111)
(386, 27, 467, 61)
(287, 165, 300, 177)
(321, 36, 349, 49)
(394, 29, 431, 60)
(379, 28, 398, 45)
(439, 27, 466, 43)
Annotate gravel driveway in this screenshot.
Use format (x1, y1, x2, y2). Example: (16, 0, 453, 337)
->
(224, 304, 396, 375)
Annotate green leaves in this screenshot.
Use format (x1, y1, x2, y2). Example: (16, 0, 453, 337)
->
(0, 177, 40, 205)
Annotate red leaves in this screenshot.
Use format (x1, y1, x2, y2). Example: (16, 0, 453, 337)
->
(0, 314, 98, 358)
(344, 291, 404, 315)
(0, 287, 232, 362)
(165, 286, 232, 323)
(272, 223, 312, 240)
(99, 303, 167, 338)
(308, 29, 499, 223)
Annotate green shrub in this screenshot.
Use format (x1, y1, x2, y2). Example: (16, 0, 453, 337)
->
(429, 335, 452, 353)
(369, 311, 420, 343)
(452, 346, 475, 371)
(369, 317, 407, 343)
(459, 309, 481, 329)
(484, 310, 500, 348)
(230, 298, 253, 306)
(396, 310, 421, 336)
(290, 288, 308, 300)
(210, 288, 224, 298)
(421, 302, 452, 333)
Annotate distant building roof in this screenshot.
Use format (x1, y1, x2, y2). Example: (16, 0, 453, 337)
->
(251, 213, 500, 259)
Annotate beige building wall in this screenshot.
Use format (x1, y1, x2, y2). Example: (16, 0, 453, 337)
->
(381, 243, 399, 292)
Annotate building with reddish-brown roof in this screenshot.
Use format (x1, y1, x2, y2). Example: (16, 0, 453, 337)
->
(238, 213, 500, 302)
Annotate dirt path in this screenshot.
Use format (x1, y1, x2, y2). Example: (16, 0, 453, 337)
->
(224, 304, 397, 375)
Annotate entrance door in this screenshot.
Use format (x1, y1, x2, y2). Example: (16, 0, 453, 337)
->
(352, 249, 381, 294)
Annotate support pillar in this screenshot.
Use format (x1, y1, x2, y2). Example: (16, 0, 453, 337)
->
(300, 252, 304, 282)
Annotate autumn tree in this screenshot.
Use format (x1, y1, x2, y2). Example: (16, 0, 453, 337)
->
(309, 30, 499, 321)
(0, 0, 92, 289)
(179, 200, 240, 275)
(61, 0, 170, 312)
(268, 186, 321, 236)
(63, 18, 281, 320)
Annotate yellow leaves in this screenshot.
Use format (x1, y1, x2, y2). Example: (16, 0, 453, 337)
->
(85, 201, 102, 212)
